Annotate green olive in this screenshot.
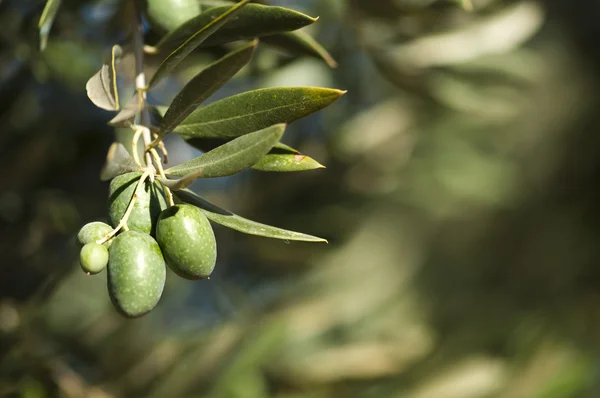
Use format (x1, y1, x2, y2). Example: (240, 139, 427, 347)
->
(107, 231, 166, 318)
(156, 204, 217, 280)
(80, 243, 109, 275)
(108, 172, 167, 235)
(77, 221, 113, 248)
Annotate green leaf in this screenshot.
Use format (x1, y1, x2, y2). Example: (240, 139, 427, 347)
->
(159, 40, 256, 141)
(262, 30, 337, 68)
(163, 124, 285, 181)
(174, 189, 327, 242)
(252, 153, 325, 172)
(148, 0, 249, 88)
(174, 87, 345, 139)
(273, 142, 299, 153)
(156, 4, 317, 52)
(146, 0, 201, 32)
(100, 143, 144, 181)
(38, 0, 62, 51)
(86, 45, 122, 111)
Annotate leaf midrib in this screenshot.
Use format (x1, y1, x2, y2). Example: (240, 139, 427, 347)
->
(177, 93, 340, 131)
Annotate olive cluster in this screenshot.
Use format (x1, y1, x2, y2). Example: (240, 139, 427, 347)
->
(77, 172, 216, 318)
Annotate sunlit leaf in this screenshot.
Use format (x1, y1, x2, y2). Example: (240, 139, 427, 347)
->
(156, 3, 317, 51)
(163, 124, 285, 181)
(38, 0, 62, 51)
(148, 0, 249, 88)
(274, 142, 299, 153)
(183, 137, 301, 157)
(85, 45, 122, 111)
(252, 153, 325, 172)
(174, 189, 327, 242)
(159, 41, 256, 141)
(262, 30, 337, 68)
(100, 142, 143, 181)
(174, 87, 345, 139)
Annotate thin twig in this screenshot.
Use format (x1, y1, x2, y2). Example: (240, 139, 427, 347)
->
(132, 0, 153, 167)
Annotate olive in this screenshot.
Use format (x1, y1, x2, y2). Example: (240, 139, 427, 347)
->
(107, 231, 166, 318)
(108, 172, 167, 235)
(80, 242, 109, 275)
(77, 221, 113, 248)
(156, 204, 217, 280)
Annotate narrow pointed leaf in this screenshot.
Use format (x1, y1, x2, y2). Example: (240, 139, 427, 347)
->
(252, 153, 325, 172)
(174, 87, 345, 139)
(164, 124, 285, 179)
(184, 137, 300, 156)
(38, 0, 62, 51)
(174, 189, 327, 242)
(262, 31, 337, 68)
(156, 4, 317, 52)
(274, 142, 299, 153)
(159, 41, 256, 141)
(86, 45, 123, 111)
(100, 142, 144, 181)
(149, 0, 249, 88)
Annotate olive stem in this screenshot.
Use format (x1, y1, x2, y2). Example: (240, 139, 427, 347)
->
(131, 125, 143, 167)
(132, 0, 153, 168)
(150, 148, 175, 206)
(96, 170, 151, 245)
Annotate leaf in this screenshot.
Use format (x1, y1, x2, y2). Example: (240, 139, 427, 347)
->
(86, 45, 123, 111)
(108, 95, 137, 127)
(38, 0, 62, 51)
(159, 41, 256, 141)
(100, 142, 143, 181)
(173, 87, 346, 139)
(251, 153, 325, 172)
(148, 0, 249, 88)
(274, 142, 299, 153)
(174, 189, 327, 242)
(262, 30, 337, 68)
(156, 4, 317, 52)
(183, 137, 300, 157)
(163, 123, 285, 181)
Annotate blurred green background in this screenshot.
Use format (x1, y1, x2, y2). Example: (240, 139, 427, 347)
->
(3, 0, 600, 397)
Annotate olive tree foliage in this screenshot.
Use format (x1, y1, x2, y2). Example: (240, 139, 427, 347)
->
(39, 0, 343, 317)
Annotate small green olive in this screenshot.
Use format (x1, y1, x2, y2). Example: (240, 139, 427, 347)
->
(80, 243, 109, 275)
(107, 231, 166, 318)
(156, 204, 217, 280)
(108, 172, 167, 235)
(77, 221, 113, 248)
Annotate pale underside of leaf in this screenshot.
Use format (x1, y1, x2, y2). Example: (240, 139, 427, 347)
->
(163, 124, 286, 183)
(174, 189, 327, 242)
(148, 0, 250, 88)
(100, 142, 143, 181)
(174, 87, 346, 139)
(159, 40, 257, 141)
(86, 45, 122, 111)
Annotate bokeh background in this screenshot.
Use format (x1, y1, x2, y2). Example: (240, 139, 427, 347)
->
(3, 0, 600, 397)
